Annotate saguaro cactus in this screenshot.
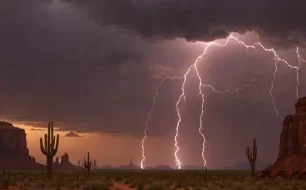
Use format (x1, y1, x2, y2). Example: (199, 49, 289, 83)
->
(40, 121, 59, 179)
(246, 138, 257, 177)
(83, 152, 92, 176)
(93, 159, 97, 169)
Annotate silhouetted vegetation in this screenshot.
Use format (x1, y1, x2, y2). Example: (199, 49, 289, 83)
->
(83, 152, 92, 176)
(246, 138, 257, 177)
(40, 121, 59, 179)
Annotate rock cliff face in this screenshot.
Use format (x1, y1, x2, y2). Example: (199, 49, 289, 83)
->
(0, 121, 29, 157)
(0, 121, 44, 170)
(278, 97, 306, 156)
(257, 97, 306, 178)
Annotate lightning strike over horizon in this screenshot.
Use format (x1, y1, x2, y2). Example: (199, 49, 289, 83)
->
(141, 32, 305, 170)
(140, 76, 182, 169)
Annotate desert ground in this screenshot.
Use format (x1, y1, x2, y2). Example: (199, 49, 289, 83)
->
(1, 170, 306, 190)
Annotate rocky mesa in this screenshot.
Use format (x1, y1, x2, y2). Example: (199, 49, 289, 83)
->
(257, 97, 306, 178)
(0, 121, 44, 170)
(53, 152, 81, 170)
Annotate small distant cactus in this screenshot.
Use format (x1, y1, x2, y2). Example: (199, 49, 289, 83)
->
(93, 159, 97, 169)
(0, 170, 9, 189)
(246, 138, 257, 177)
(83, 152, 92, 176)
(40, 121, 59, 179)
(204, 166, 208, 180)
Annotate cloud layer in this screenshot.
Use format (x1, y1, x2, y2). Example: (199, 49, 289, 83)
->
(64, 0, 306, 47)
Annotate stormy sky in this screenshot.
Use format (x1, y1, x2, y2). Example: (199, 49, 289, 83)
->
(1, 0, 306, 168)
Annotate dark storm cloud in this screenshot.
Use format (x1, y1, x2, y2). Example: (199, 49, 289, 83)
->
(0, 0, 194, 136)
(64, 0, 306, 47)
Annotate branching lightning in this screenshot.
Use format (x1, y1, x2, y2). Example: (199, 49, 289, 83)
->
(202, 73, 262, 94)
(140, 76, 181, 169)
(296, 47, 306, 98)
(140, 32, 306, 170)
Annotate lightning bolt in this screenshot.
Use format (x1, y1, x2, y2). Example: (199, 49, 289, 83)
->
(141, 32, 304, 170)
(296, 47, 306, 98)
(174, 33, 301, 169)
(140, 76, 181, 169)
(202, 73, 262, 93)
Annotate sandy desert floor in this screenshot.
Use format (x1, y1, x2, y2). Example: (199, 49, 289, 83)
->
(2, 170, 306, 190)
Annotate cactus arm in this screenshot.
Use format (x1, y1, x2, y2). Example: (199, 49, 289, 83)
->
(40, 137, 48, 155)
(44, 134, 48, 154)
(50, 121, 54, 139)
(47, 122, 51, 154)
(246, 147, 251, 162)
(51, 134, 59, 156)
(50, 121, 54, 153)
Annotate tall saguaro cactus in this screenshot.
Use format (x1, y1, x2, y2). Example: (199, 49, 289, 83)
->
(40, 121, 59, 179)
(83, 152, 92, 176)
(246, 138, 257, 177)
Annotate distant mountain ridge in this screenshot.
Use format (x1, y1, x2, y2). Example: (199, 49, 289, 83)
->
(223, 160, 270, 170)
(146, 165, 173, 170)
(98, 161, 271, 171)
(98, 164, 207, 170)
(99, 158, 141, 170)
(181, 165, 206, 170)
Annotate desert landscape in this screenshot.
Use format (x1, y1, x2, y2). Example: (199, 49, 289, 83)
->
(2, 0, 306, 189)
(0, 97, 305, 189)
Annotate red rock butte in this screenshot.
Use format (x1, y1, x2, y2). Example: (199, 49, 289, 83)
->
(0, 121, 44, 170)
(257, 97, 306, 178)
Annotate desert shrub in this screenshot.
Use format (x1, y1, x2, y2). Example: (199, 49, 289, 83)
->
(83, 180, 109, 190)
(228, 182, 249, 190)
(174, 182, 182, 188)
(192, 185, 202, 190)
(25, 188, 55, 190)
(22, 180, 31, 187)
(106, 180, 113, 187)
(129, 183, 136, 188)
(8, 179, 17, 186)
(32, 179, 45, 188)
(72, 180, 82, 188)
(185, 179, 197, 187)
(19, 187, 28, 190)
(145, 178, 154, 185)
(146, 181, 169, 190)
(124, 179, 131, 184)
(162, 179, 172, 187)
(137, 183, 144, 190)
